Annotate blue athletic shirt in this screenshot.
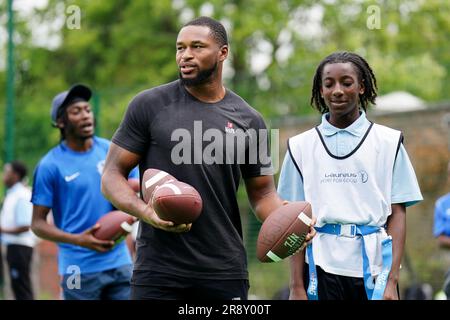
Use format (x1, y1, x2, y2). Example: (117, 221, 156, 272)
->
(31, 136, 136, 275)
(434, 193, 450, 237)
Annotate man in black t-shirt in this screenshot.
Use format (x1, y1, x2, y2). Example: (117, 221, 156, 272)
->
(102, 16, 314, 300)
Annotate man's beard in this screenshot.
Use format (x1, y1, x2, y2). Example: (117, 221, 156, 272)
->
(65, 127, 94, 140)
(179, 63, 217, 87)
(64, 119, 95, 140)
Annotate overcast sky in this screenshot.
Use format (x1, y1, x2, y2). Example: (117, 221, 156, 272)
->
(13, 0, 48, 13)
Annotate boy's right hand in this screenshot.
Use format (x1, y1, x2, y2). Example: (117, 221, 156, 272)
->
(76, 224, 115, 252)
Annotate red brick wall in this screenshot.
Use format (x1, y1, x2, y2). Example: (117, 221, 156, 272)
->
(36, 240, 60, 299)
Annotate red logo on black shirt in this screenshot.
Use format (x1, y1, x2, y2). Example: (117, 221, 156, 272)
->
(225, 122, 235, 134)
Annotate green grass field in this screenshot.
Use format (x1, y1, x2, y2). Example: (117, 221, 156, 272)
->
(248, 259, 290, 299)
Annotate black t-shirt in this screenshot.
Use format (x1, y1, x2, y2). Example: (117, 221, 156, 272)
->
(112, 80, 273, 281)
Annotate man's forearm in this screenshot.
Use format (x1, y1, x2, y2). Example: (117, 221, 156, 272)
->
(31, 219, 80, 246)
(0, 226, 30, 235)
(101, 169, 147, 220)
(253, 191, 284, 222)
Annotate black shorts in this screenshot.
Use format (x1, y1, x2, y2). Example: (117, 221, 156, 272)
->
(131, 270, 249, 300)
(303, 264, 400, 300)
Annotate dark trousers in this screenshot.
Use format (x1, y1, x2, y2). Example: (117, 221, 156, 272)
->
(6, 244, 34, 300)
(443, 269, 450, 299)
(0, 243, 4, 292)
(303, 264, 400, 300)
(130, 270, 249, 300)
(303, 264, 367, 300)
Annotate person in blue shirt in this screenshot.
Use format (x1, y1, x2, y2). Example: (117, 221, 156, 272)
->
(433, 161, 450, 299)
(278, 52, 423, 300)
(31, 84, 138, 300)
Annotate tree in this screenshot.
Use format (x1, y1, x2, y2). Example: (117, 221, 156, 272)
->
(1, 0, 449, 170)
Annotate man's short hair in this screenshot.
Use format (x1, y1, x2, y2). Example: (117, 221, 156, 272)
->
(10, 161, 28, 181)
(184, 16, 228, 47)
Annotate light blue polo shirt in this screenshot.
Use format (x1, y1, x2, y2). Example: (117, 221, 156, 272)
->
(278, 111, 423, 207)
